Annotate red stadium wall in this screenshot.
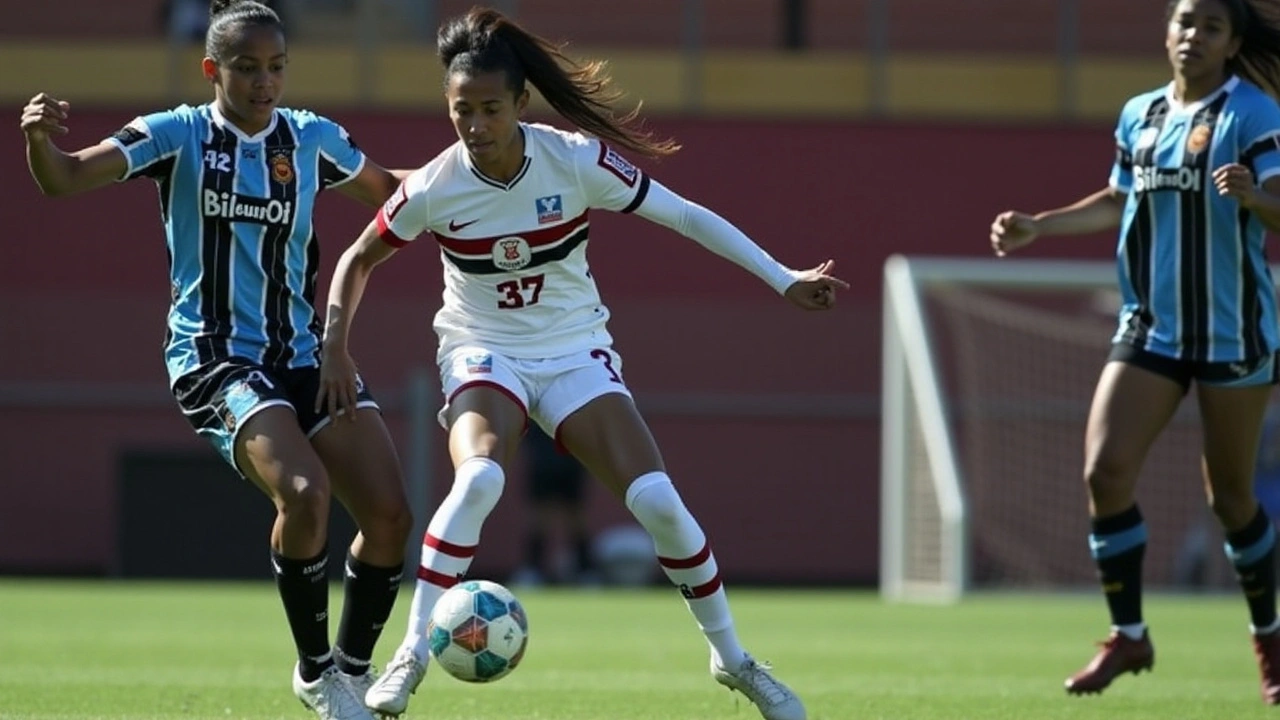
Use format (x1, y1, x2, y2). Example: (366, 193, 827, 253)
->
(0, 110, 1118, 583)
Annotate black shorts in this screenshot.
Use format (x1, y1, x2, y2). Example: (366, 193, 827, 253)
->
(1108, 343, 1280, 392)
(523, 429, 586, 503)
(172, 358, 378, 469)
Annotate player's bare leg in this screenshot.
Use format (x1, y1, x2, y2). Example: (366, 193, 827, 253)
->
(1066, 361, 1181, 695)
(1198, 381, 1280, 704)
(559, 392, 805, 720)
(365, 386, 524, 715)
(237, 408, 376, 720)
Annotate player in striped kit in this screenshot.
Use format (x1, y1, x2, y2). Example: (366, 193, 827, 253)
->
(990, 0, 1280, 704)
(318, 8, 845, 720)
(21, 2, 414, 718)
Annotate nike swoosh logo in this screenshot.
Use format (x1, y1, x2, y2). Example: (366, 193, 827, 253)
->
(449, 219, 479, 232)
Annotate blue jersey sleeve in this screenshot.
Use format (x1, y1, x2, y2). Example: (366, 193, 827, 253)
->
(104, 108, 188, 182)
(1239, 92, 1280, 185)
(315, 116, 367, 189)
(1109, 98, 1140, 194)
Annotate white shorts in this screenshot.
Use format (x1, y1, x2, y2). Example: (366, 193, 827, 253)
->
(438, 345, 632, 438)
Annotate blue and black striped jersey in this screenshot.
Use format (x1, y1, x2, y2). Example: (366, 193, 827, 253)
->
(1109, 76, 1280, 363)
(105, 103, 366, 385)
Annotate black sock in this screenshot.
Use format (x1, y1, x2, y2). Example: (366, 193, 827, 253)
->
(334, 553, 404, 675)
(1226, 508, 1279, 631)
(1090, 505, 1146, 628)
(271, 548, 333, 682)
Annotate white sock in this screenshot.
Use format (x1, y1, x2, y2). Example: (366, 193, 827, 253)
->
(625, 472, 746, 670)
(400, 457, 505, 660)
(1113, 622, 1146, 640)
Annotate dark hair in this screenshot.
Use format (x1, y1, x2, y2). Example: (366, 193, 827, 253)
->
(1167, 0, 1280, 97)
(437, 7, 679, 159)
(207, 0, 284, 64)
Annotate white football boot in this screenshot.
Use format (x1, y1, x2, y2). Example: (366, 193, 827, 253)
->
(292, 664, 377, 720)
(711, 653, 807, 720)
(363, 647, 427, 716)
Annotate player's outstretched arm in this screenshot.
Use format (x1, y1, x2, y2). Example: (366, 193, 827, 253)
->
(989, 186, 1123, 257)
(21, 93, 126, 197)
(318, 221, 402, 421)
(630, 180, 846, 308)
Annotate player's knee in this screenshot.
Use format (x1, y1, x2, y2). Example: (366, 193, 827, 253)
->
(1208, 485, 1257, 528)
(1083, 449, 1138, 498)
(624, 473, 688, 533)
(273, 467, 332, 529)
(362, 493, 414, 548)
(451, 456, 506, 514)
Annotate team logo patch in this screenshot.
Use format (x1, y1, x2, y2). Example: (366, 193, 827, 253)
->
(465, 354, 493, 374)
(270, 151, 294, 184)
(536, 195, 563, 224)
(1136, 126, 1159, 150)
(1186, 124, 1212, 153)
(597, 145, 638, 187)
(110, 118, 150, 148)
(222, 380, 262, 431)
(493, 236, 532, 271)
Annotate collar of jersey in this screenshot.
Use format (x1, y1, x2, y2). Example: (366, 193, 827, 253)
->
(1163, 75, 1239, 116)
(462, 125, 532, 191)
(208, 102, 280, 143)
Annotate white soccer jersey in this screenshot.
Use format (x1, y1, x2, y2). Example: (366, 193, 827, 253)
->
(376, 123, 649, 360)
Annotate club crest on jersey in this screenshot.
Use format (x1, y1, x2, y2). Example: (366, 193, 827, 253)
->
(465, 354, 493, 374)
(536, 195, 563, 224)
(493, 236, 532, 271)
(598, 145, 638, 187)
(1186, 124, 1212, 153)
(270, 151, 294, 184)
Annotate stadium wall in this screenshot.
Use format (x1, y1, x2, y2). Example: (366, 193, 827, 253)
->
(0, 110, 1119, 583)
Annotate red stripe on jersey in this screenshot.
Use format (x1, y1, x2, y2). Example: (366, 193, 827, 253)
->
(376, 209, 410, 248)
(424, 533, 477, 558)
(434, 211, 588, 256)
(417, 566, 461, 588)
(658, 542, 713, 569)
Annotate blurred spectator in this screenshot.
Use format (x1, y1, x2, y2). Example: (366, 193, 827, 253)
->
(510, 427, 596, 586)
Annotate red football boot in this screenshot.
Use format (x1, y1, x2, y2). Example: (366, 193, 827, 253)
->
(1064, 630, 1154, 695)
(1252, 631, 1280, 705)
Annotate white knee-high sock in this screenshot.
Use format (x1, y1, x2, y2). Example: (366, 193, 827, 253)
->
(625, 471, 746, 670)
(401, 456, 505, 660)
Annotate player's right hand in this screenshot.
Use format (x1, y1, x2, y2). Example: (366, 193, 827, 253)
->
(989, 210, 1039, 257)
(316, 347, 360, 423)
(20, 93, 70, 142)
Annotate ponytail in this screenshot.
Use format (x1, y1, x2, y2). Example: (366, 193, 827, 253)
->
(438, 7, 679, 159)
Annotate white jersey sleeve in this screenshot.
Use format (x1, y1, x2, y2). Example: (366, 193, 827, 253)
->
(575, 139, 651, 213)
(375, 165, 433, 247)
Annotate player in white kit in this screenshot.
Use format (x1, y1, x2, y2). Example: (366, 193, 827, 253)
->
(317, 8, 846, 720)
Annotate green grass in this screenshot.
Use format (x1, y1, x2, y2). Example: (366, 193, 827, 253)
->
(0, 580, 1276, 719)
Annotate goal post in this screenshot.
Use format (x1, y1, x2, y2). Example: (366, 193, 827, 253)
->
(880, 254, 1119, 603)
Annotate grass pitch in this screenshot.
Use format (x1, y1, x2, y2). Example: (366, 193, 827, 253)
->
(0, 579, 1274, 719)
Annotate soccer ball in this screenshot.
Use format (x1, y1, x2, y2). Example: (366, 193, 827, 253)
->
(427, 579, 529, 683)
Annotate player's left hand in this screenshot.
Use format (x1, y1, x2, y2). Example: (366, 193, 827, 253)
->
(316, 347, 361, 423)
(784, 260, 849, 311)
(1214, 163, 1258, 208)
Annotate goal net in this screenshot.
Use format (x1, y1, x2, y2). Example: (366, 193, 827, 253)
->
(880, 254, 1253, 602)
